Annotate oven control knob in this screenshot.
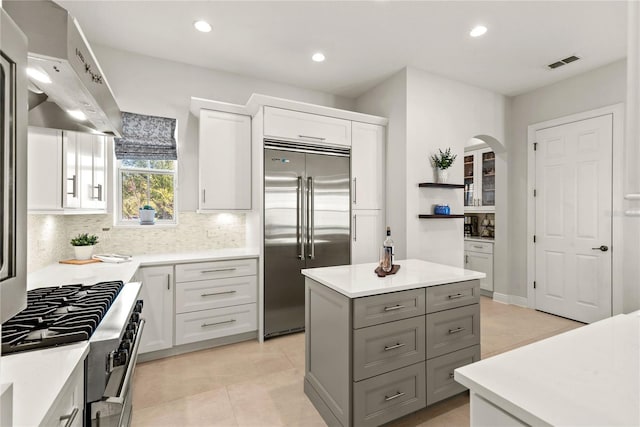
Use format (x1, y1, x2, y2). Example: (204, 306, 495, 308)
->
(127, 322, 138, 334)
(119, 340, 132, 353)
(124, 330, 134, 341)
(135, 300, 143, 313)
(113, 349, 128, 367)
(131, 312, 140, 323)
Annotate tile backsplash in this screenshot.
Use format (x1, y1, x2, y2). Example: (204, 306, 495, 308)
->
(27, 212, 246, 273)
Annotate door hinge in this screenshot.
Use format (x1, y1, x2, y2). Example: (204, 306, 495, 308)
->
(533, 189, 537, 197)
(533, 281, 537, 289)
(534, 142, 538, 151)
(533, 235, 537, 243)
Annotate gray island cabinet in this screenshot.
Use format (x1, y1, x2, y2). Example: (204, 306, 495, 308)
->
(301, 259, 485, 427)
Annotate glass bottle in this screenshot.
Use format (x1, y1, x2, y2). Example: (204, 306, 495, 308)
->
(382, 227, 394, 272)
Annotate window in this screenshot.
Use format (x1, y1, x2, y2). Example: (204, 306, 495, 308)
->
(117, 159, 177, 224)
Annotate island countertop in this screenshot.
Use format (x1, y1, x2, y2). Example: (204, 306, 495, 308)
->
(455, 312, 640, 426)
(301, 258, 485, 298)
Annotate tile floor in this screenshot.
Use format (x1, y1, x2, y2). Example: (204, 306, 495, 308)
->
(131, 297, 582, 426)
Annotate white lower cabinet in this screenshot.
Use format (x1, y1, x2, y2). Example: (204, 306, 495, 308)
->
(464, 240, 494, 292)
(352, 210, 384, 264)
(138, 265, 174, 354)
(175, 303, 257, 345)
(41, 359, 84, 427)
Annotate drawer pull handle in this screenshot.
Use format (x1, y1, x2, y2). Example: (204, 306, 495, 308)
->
(384, 342, 406, 351)
(60, 407, 79, 427)
(298, 134, 327, 141)
(383, 305, 405, 312)
(201, 290, 237, 297)
(384, 391, 406, 402)
(473, 245, 483, 249)
(447, 293, 464, 300)
(448, 327, 465, 334)
(449, 372, 455, 379)
(200, 268, 237, 274)
(202, 319, 236, 328)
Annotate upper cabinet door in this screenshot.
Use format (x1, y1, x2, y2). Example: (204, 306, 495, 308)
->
(351, 122, 385, 210)
(464, 146, 495, 212)
(27, 127, 63, 211)
(79, 134, 106, 210)
(199, 109, 252, 210)
(263, 106, 352, 147)
(63, 131, 80, 209)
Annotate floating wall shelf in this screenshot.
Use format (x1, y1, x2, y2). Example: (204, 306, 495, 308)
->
(418, 183, 465, 189)
(419, 214, 465, 219)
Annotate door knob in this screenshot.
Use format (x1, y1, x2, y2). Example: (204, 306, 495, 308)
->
(591, 245, 609, 252)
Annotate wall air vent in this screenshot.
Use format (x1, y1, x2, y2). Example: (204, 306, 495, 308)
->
(547, 55, 581, 70)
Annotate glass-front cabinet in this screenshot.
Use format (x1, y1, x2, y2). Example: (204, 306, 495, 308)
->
(464, 146, 495, 212)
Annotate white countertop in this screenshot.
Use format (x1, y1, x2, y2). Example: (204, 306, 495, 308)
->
(455, 313, 640, 426)
(0, 342, 89, 426)
(8, 248, 259, 425)
(27, 247, 259, 290)
(301, 259, 486, 298)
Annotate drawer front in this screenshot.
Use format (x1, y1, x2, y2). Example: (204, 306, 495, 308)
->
(353, 362, 426, 427)
(175, 303, 257, 345)
(176, 275, 257, 314)
(175, 258, 257, 282)
(353, 289, 426, 329)
(426, 345, 480, 406)
(264, 106, 352, 147)
(353, 316, 426, 381)
(42, 360, 84, 427)
(464, 241, 494, 254)
(426, 304, 480, 359)
(425, 280, 480, 314)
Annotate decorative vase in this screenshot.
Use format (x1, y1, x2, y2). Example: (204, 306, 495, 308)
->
(74, 245, 94, 260)
(139, 209, 156, 225)
(437, 168, 449, 183)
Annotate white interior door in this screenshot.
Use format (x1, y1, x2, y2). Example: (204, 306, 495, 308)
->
(535, 114, 612, 323)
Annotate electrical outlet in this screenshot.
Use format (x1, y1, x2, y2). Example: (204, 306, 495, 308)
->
(207, 229, 217, 238)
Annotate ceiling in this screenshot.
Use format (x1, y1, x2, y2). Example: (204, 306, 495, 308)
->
(57, 0, 627, 99)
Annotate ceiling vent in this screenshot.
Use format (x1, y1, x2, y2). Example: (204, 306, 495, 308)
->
(547, 55, 581, 70)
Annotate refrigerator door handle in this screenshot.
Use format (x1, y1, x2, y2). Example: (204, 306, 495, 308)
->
(307, 177, 315, 259)
(297, 176, 304, 260)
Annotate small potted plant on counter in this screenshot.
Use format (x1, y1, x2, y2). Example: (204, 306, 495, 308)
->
(431, 147, 457, 183)
(139, 204, 156, 225)
(70, 233, 99, 260)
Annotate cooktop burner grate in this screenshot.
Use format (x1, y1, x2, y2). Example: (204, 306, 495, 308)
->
(1, 281, 124, 355)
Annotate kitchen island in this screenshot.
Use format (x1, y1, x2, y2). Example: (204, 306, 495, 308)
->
(454, 311, 640, 426)
(301, 259, 485, 427)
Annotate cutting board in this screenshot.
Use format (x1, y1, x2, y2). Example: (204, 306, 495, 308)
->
(59, 258, 102, 265)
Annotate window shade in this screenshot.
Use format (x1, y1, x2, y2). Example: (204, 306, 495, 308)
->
(114, 112, 177, 160)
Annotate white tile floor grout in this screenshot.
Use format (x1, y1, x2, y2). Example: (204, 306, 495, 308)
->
(131, 297, 582, 427)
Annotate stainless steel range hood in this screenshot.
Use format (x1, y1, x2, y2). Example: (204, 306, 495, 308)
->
(4, 0, 122, 136)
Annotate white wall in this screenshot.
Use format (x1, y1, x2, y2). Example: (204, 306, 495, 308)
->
(355, 69, 408, 258)
(92, 44, 355, 212)
(508, 60, 627, 301)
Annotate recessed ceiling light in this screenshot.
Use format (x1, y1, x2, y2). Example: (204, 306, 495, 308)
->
(194, 20, 212, 33)
(312, 52, 325, 62)
(27, 67, 51, 84)
(67, 110, 86, 121)
(470, 25, 488, 38)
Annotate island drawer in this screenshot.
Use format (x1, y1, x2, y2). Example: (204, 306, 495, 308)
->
(175, 258, 257, 282)
(353, 289, 426, 329)
(353, 362, 426, 427)
(426, 304, 480, 359)
(175, 275, 257, 314)
(425, 280, 480, 314)
(426, 345, 480, 405)
(175, 303, 257, 345)
(353, 316, 426, 381)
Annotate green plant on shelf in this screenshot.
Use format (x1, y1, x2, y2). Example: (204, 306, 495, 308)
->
(70, 233, 99, 247)
(431, 148, 457, 169)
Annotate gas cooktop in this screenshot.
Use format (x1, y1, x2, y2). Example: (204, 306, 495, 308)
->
(1, 281, 124, 355)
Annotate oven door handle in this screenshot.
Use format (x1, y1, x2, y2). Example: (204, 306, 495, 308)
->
(105, 318, 146, 404)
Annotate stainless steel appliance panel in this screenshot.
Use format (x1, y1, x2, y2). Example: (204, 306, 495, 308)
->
(264, 146, 350, 338)
(0, 9, 28, 323)
(264, 149, 307, 338)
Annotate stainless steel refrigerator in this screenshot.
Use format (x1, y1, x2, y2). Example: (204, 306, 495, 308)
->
(264, 141, 350, 339)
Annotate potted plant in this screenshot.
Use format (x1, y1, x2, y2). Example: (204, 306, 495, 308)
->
(431, 148, 457, 183)
(70, 233, 99, 260)
(139, 204, 156, 225)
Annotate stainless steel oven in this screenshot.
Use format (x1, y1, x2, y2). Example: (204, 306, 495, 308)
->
(0, 8, 28, 323)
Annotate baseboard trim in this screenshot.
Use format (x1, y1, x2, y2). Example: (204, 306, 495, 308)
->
(493, 293, 529, 307)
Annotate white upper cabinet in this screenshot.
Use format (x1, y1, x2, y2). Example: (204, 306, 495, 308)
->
(199, 109, 252, 211)
(464, 146, 495, 212)
(351, 122, 385, 210)
(263, 106, 352, 147)
(28, 127, 108, 213)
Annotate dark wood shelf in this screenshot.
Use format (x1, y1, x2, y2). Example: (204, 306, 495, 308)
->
(419, 214, 465, 219)
(418, 183, 465, 189)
